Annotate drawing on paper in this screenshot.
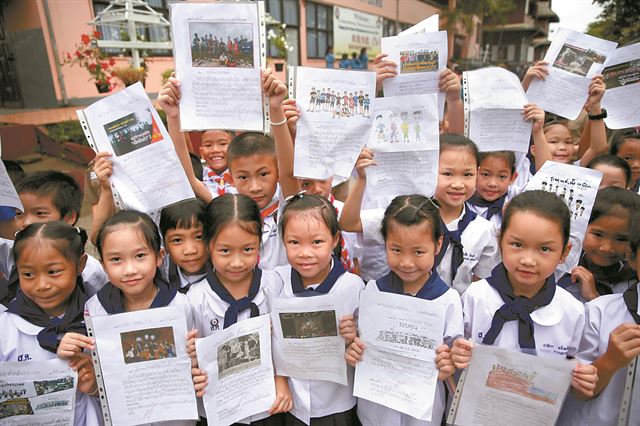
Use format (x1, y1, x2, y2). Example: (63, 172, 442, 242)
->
(540, 177, 591, 220)
(217, 332, 261, 379)
(189, 22, 254, 68)
(305, 88, 372, 118)
(33, 377, 73, 396)
(485, 364, 558, 404)
(279, 310, 338, 339)
(374, 109, 426, 144)
(603, 59, 640, 89)
(553, 44, 607, 77)
(120, 326, 177, 364)
(0, 398, 34, 419)
(400, 49, 439, 74)
(104, 109, 163, 156)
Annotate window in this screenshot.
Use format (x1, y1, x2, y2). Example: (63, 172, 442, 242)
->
(266, 0, 300, 65)
(382, 19, 410, 37)
(306, 1, 332, 59)
(92, 0, 172, 57)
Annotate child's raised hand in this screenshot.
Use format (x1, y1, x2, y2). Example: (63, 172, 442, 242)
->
(571, 363, 598, 399)
(69, 353, 98, 395)
(192, 367, 208, 397)
(373, 53, 397, 94)
(439, 68, 461, 103)
(585, 75, 605, 112)
(355, 148, 376, 181)
(345, 337, 365, 368)
(157, 75, 181, 119)
(570, 266, 599, 302)
(451, 338, 474, 370)
(523, 103, 545, 133)
(602, 323, 640, 370)
(185, 329, 198, 365)
(339, 314, 357, 345)
(269, 375, 293, 414)
(57, 332, 95, 359)
(435, 344, 455, 381)
(262, 67, 288, 109)
(282, 98, 300, 140)
(92, 152, 113, 190)
(522, 61, 549, 91)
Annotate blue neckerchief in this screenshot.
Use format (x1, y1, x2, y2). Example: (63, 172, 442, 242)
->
(0, 266, 18, 307)
(623, 285, 639, 324)
(482, 263, 556, 350)
(434, 204, 477, 281)
(377, 270, 449, 300)
(291, 256, 345, 297)
(468, 193, 506, 221)
(97, 277, 177, 315)
(206, 268, 262, 329)
(7, 277, 87, 354)
(168, 260, 210, 294)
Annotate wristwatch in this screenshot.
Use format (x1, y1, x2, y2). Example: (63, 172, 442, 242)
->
(587, 108, 607, 120)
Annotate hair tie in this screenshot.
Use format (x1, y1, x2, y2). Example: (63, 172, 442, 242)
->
(284, 190, 307, 204)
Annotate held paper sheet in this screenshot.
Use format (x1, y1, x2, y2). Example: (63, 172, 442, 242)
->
(0, 161, 23, 213)
(89, 306, 198, 425)
(269, 291, 348, 385)
(290, 66, 376, 180)
(196, 315, 275, 426)
(526, 28, 618, 120)
(78, 83, 194, 214)
(523, 161, 602, 276)
(0, 359, 77, 426)
(448, 344, 576, 426)
(398, 14, 439, 36)
(602, 42, 640, 129)
(171, 1, 266, 131)
(464, 67, 532, 153)
(353, 284, 444, 421)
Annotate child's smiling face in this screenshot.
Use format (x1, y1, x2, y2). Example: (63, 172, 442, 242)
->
(435, 147, 477, 211)
(199, 130, 232, 175)
(476, 155, 516, 202)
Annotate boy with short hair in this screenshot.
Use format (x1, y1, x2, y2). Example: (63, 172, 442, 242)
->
(199, 129, 236, 197)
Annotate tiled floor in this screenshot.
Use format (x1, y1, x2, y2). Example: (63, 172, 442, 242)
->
(0, 107, 81, 125)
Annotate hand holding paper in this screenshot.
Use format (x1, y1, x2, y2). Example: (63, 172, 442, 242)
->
(521, 61, 549, 91)
(451, 338, 474, 370)
(373, 52, 398, 94)
(157, 76, 182, 120)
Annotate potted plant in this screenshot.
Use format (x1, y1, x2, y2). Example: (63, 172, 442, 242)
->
(62, 31, 115, 93)
(112, 62, 149, 87)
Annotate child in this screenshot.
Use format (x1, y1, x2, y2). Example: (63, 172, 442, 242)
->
(344, 195, 461, 426)
(451, 191, 598, 399)
(159, 199, 209, 293)
(587, 154, 632, 189)
(557, 212, 640, 425)
(274, 194, 364, 425)
(200, 129, 236, 197)
(186, 194, 292, 423)
(0, 222, 101, 424)
(559, 187, 640, 303)
(609, 128, 640, 190)
(11, 171, 108, 297)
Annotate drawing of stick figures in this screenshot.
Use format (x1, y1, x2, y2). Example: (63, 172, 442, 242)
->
(413, 111, 422, 142)
(580, 206, 585, 217)
(401, 112, 410, 142)
(541, 181, 548, 192)
(389, 113, 399, 143)
(560, 187, 567, 201)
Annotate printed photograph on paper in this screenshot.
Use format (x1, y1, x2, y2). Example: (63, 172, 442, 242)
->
(103, 108, 163, 156)
(120, 326, 177, 364)
(305, 87, 372, 118)
(33, 377, 73, 396)
(0, 398, 34, 419)
(485, 364, 559, 405)
(553, 44, 607, 76)
(279, 310, 338, 339)
(0, 383, 29, 402)
(189, 22, 254, 68)
(217, 332, 261, 380)
(399, 49, 439, 74)
(603, 59, 640, 89)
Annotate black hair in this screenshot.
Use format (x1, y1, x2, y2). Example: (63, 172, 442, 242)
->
(13, 221, 87, 265)
(589, 187, 640, 225)
(439, 133, 480, 166)
(586, 154, 632, 187)
(3, 160, 25, 184)
(609, 128, 640, 156)
(629, 210, 640, 256)
(203, 194, 262, 244)
(381, 195, 442, 244)
(189, 153, 204, 182)
(16, 171, 82, 223)
(280, 194, 341, 257)
(479, 151, 516, 173)
(159, 199, 207, 237)
(96, 210, 161, 258)
(501, 190, 571, 246)
(226, 132, 276, 170)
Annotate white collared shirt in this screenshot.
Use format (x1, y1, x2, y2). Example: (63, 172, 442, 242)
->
(467, 185, 521, 230)
(274, 265, 364, 424)
(461, 279, 585, 358)
(357, 282, 463, 426)
(0, 312, 102, 426)
(259, 187, 289, 271)
(558, 283, 639, 426)
(359, 207, 391, 282)
(159, 257, 207, 291)
(202, 166, 237, 199)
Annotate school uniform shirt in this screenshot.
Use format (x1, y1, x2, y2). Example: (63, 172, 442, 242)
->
(331, 198, 358, 272)
(186, 269, 283, 424)
(160, 256, 207, 293)
(557, 283, 639, 426)
(357, 279, 463, 426)
(259, 186, 289, 271)
(274, 264, 365, 424)
(467, 185, 521, 231)
(437, 205, 500, 295)
(0, 311, 102, 426)
(513, 152, 533, 189)
(202, 166, 237, 198)
(359, 207, 391, 282)
(461, 278, 585, 358)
